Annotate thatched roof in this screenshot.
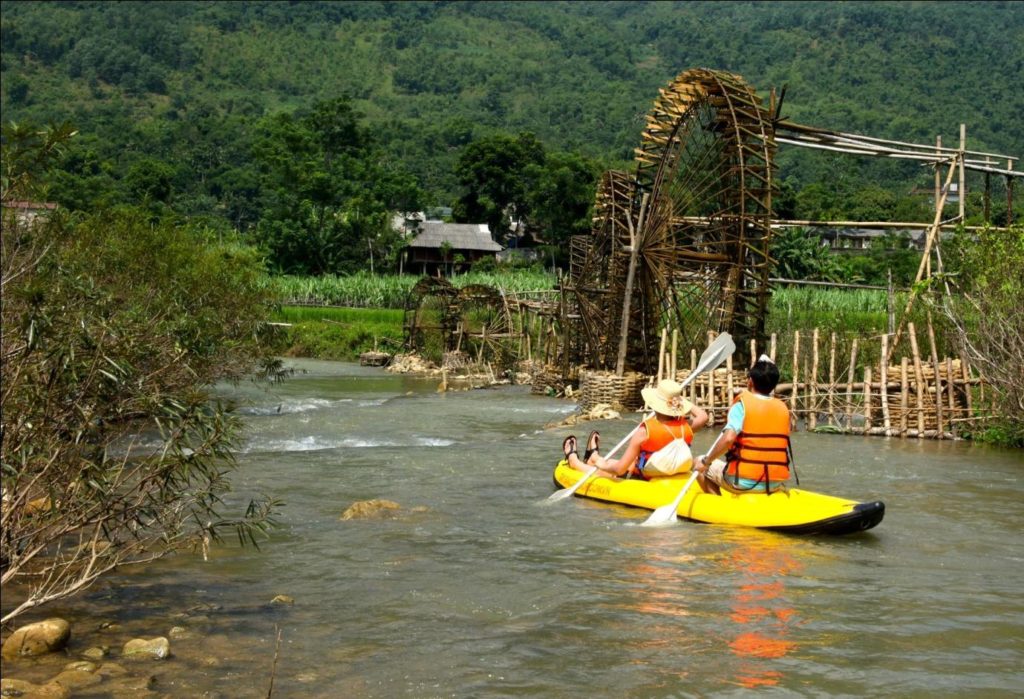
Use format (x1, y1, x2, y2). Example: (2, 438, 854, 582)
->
(407, 221, 502, 252)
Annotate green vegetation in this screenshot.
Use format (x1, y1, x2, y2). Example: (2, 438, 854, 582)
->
(938, 225, 1024, 447)
(271, 269, 556, 308)
(1, 123, 279, 622)
(2, 1, 1020, 264)
(274, 307, 405, 361)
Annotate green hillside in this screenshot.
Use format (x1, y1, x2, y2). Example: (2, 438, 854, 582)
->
(2, 1, 1021, 241)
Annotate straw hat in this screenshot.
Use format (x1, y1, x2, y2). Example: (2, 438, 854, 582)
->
(641, 379, 694, 417)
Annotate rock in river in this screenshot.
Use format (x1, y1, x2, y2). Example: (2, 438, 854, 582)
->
(1, 618, 71, 659)
(340, 499, 402, 520)
(122, 636, 170, 660)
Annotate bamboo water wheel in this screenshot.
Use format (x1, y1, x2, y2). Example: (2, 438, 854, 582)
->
(568, 68, 776, 373)
(403, 277, 518, 370)
(403, 277, 459, 365)
(456, 284, 517, 372)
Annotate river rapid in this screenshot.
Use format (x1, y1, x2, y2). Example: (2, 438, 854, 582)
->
(4, 359, 1023, 698)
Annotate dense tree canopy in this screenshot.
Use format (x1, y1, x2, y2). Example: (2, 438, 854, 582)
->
(2, 1, 1020, 273)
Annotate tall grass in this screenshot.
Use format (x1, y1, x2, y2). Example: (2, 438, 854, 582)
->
(274, 306, 404, 324)
(271, 271, 556, 309)
(767, 287, 891, 337)
(765, 285, 954, 379)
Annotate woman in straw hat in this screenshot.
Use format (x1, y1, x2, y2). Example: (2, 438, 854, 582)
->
(562, 378, 708, 480)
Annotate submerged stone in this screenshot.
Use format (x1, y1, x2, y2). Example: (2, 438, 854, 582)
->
(0, 678, 72, 698)
(51, 668, 103, 690)
(122, 637, 170, 660)
(1, 618, 71, 659)
(339, 499, 402, 520)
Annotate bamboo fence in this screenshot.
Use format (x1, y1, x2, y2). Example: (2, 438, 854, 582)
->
(669, 325, 986, 439)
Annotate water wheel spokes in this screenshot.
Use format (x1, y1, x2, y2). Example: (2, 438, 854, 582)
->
(404, 276, 459, 364)
(457, 284, 516, 372)
(634, 68, 776, 362)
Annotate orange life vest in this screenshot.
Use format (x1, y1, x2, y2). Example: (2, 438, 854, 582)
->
(634, 416, 693, 479)
(726, 390, 791, 489)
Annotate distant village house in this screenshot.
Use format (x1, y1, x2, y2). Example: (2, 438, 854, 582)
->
(400, 219, 502, 275)
(2, 200, 58, 226)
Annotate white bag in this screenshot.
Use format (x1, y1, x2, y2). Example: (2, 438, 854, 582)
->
(643, 438, 693, 477)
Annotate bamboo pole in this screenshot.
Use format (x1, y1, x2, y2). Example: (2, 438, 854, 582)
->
(770, 333, 777, 362)
(1009, 160, 1015, 226)
(908, 323, 926, 435)
(727, 354, 734, 400)
(959, 123, 967, 222)
(750, 339, 757, 367)
(828, 332, 837, 424)
(892, 159, 959, 354)
(846, 338, 858, 429)
(946, 356, 956, 428)
(887, 269, 895, 337)
(706, 330, 715, 412)
(880, 333, 891, 433)
(961, 354, 974, 418)
(656, 327, 667, 383)
(900, 357, 909, 436)
(671, 328, 678, 380)
(809, 328, 819, 430)
(925, 317, 945, 438)
(863, 366, 873, 434)
(791, 330, 800, 416)
(804, 354, 811, 428)
(614, 194, 648, 376)
(690, 349, 697, 406)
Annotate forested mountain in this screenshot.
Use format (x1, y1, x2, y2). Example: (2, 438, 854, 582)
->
(2, 1, 1021, 271)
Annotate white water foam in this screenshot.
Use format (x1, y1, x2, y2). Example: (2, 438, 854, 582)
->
(236, 398, 353, 416)
(241, 435, 456, 453)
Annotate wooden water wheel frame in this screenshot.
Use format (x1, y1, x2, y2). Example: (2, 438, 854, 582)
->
(404, 278, 517, 370)
(456, 284, 517, 371)
(569, 68, 776, 373)
(403, 276, 459, 364)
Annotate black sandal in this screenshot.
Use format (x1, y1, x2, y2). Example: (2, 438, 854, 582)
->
(562, 435, 578, 459)
(584, 430, 601, 461)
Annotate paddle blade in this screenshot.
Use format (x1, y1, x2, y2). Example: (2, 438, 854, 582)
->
(680, 333, 735, 390)
(640, 471, 699, 527)
(642, 502, 681, 527)
(547, 465, 598, 502)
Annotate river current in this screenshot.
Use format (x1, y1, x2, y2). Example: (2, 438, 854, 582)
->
(5, 359, 1023, 697)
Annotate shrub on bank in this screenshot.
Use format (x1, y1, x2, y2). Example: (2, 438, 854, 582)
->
(1, 204, 280, 623)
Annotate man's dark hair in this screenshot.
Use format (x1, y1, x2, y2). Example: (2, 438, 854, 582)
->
(749, 359, 780, 394)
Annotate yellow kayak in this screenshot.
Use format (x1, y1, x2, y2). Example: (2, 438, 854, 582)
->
(553, 461, 884, 535)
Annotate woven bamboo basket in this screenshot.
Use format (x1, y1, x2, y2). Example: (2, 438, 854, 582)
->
(530, 364, 572, 396)
(577, 369, 647, 414)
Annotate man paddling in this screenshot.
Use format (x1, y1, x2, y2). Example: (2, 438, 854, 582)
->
(563, 379, 708, 479)
(693, 355, 792, 495)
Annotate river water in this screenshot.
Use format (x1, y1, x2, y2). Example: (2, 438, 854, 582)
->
(6, 359, 1023, 697)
